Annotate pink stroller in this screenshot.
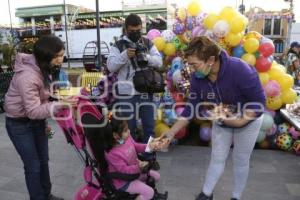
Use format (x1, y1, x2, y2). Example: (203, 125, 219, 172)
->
(55, 98, 168, 200)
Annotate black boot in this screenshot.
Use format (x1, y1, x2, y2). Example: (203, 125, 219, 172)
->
(153, 189, 168, 200)
(231, 198, 238, 200)
(195, 192, 213, 200)
(48, 194, 64, 200)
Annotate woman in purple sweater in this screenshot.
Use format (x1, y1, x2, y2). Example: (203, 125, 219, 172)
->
(160, 36, 266, 200)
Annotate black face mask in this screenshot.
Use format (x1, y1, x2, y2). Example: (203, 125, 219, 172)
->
(128, 31, 141, 42)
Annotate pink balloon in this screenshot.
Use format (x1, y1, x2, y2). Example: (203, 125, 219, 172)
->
(175, 107, 185, 115)
(199, 127, 212, 142)
(175, 128, 187, 139)
(264, 80, 281, 97)
(147, 29, 161, 41)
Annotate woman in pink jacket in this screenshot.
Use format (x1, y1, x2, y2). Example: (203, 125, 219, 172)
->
(4, 35, 72, 200)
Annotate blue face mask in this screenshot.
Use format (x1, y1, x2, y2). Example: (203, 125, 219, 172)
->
(118, 139, 125, 145)
(194, 64, 212, 79)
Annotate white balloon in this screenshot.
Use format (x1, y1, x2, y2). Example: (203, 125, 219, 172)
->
(213, 20, 230, 38)
(161, 30, 176, 43)
(172, 70, 182, 86)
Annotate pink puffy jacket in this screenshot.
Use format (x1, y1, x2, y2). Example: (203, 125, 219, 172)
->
(4, 53, 60, 119)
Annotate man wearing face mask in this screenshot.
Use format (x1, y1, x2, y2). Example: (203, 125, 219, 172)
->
(157, 36, 266, 200)
(107, 14, 162, 143)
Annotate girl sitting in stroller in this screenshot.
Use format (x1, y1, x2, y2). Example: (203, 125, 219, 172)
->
(104, 116, 164, 200)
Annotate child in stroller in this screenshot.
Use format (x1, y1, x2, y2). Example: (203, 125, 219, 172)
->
(55, 98, 168, 200)
(104, 116, 164, 200)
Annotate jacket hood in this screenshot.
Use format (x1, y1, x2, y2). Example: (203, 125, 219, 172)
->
(13, 53, 41, 73)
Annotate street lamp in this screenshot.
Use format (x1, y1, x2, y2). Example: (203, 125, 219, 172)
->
(239, 0, 245, 14)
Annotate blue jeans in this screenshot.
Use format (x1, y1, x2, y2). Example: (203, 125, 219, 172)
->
(117, 94, 155, 143)
(6, 117, 51, 200)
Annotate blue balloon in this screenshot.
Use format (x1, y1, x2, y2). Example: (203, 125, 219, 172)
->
(233, 45, 245, 58)
(171, 57, 184, 74)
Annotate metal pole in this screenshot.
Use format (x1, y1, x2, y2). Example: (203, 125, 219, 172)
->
(8, 0, 13, 33)
(96, 0, 102, 71)
(286, 0, 294, 48)
(63, 0, 71, 68)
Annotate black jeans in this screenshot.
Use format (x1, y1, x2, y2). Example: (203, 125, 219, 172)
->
(6, 117, 51, 200)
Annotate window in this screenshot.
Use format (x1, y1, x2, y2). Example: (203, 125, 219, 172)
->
(264, 18, 282, 36)
(273, 18, 281, 35)
(273, 39, 284, 53)
(264, 19, 272, 35)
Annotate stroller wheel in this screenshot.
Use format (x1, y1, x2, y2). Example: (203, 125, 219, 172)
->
(153, 189, 168, 200)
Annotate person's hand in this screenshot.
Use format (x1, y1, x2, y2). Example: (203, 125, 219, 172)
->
(152, 132, 173, 151)
(127, 48, 136, 58)
(138, 160, 148, 169)
(59, 96, 78, 107)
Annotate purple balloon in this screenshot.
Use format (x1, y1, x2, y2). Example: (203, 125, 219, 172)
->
(199, 127, 212, 142)
(192, 26, 206, 38)
(195, 12, 208, 26)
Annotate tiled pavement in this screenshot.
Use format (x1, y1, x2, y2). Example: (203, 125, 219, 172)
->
(0, 113, 299, 200)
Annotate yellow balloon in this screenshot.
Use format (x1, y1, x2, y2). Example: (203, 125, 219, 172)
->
(163, 43, 176, 56)
(154, 122, 170, 137)
(281, 89, 297, 104)
(268, 67, 284, 81)
(244, 31, 262, 41)
(258, 73, 269, 85)
(277, 74, 294, 91)
(225, 32, 243, 47)
(203, 13, 219, 29)
(153, 37, 166, 51)
(242, 53, 256, 66)
(155, 109, 163, 124)
(229, 16, 247, 33)
(244, 38, 259, 53)
(219, 7, 238, 22)
(187, 1, 202, 16)
(266, 96, 282, 110)
(175, 8, 187, 22)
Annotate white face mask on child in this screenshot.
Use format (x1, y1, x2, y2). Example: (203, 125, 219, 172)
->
(118, 139, 125, 145)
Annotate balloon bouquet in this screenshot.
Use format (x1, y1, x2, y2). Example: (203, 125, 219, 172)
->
(147, 1, 299, 151)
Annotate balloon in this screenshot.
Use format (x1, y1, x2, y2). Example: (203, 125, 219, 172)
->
(281, 88, 297, 104)
(278, 123, 289, 134)
(265, 108, 276, 118)
(261, 113, 274, 130)
(171, 57, 184, 73)
(225, 32, 243, 47)
(171, 91, 185, 103)
(172, 36, 181, 49)
(155, 109, 163, 123)
(153, 37, 166, 52)
(199, 127, 212, 142)
(175, 107, 185, 116)
(276, 134, 293, 151)
(277, 74, 294, 91)
(257, 130, 266, 143)
(232, 45, 245, 58)
(163, 43, 176, 56)
(293, 140, 300, 155)
(180, 30, 192, 44)
(175, 8, 187, 22)
(264, 80, 281, 97)
(173, 21, 186, 35)
(186, 16, 196, 30)
(187, 1, 202, 16)
(268, 67, 284, 81)
(147, 29, 161, 41)
(266, 124, 277, 136)
(161, 30, 176, 43)
(288, 127, 300, 140)
(256, 56, 272, 72)
(241, 53, 256, 66)
(154, 122, 170, 137)
(195, 12, 207, 26)
(244, 31, 262, 41)
(258, 72, 269, 85)
(219, 7, 238, 22)
(229, 16, 247, 33)
(192, 26, 206, 38)
(164, 109, 177, 126)
(203, 13, 219, 29)
(172, 70, 183, 85)
(213, 20, 230, 38)
(244, 38, 260, 53)
(259, 42, 275, 57)
(266, 96, 282, 110)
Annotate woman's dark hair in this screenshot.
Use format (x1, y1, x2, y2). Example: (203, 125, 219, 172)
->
(184, 36, 221, 62)
(125, 14, 142, 29)
(33, 35, 65, 87)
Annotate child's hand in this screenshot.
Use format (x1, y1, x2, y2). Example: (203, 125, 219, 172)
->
(138, 160, 148, 169)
